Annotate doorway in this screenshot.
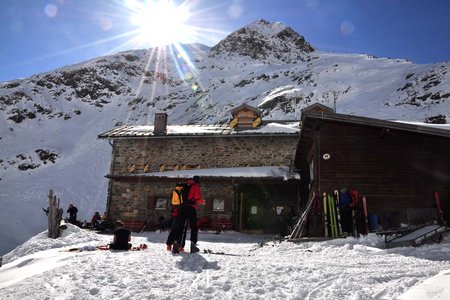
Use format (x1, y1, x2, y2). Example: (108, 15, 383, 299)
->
(237, 183, 298, 234)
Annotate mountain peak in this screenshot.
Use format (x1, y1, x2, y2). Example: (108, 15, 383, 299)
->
(210, 19, 314, 62)
(244, 19, 288, 37)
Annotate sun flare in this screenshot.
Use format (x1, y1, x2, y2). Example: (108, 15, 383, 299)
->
(128, 0, 193, 46)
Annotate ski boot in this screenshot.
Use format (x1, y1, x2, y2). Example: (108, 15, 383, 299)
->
(172, 241, 180, 254)
(190, 242, 200, 253)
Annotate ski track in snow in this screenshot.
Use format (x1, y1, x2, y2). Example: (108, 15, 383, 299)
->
(1, 227, 450, 300)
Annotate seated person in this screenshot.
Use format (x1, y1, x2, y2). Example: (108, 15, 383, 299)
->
(109, 220, 132, 250)
(91, 212, 101, 229)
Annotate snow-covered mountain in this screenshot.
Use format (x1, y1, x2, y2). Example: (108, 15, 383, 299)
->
(1, 19, 449, 255)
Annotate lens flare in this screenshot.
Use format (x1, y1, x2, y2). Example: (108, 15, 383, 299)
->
(128, 0, 193, 47)
(100, 17, 113, 31)
(340, 21, 355, 36)
(44, 4, 58, 18)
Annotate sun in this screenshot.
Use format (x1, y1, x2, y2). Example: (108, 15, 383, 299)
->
(128, 0, 194, 46)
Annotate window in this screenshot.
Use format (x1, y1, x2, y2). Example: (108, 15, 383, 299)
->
(155, 197, 168, 210)
(212, 199, 225, 211)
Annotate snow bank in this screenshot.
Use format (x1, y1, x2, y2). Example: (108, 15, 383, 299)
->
(1, 230, 450, 299)
(2, 224, 108, 264)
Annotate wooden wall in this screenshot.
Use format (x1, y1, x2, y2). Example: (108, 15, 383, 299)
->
(302, 120, 450, 228)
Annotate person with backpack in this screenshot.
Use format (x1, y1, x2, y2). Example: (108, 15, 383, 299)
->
(166, 183, 184, 251)
(173, 175, 205, 254)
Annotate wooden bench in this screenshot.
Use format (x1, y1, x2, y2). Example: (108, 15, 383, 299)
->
(211, 218, 233, 231)
(123, 220, 148, 232)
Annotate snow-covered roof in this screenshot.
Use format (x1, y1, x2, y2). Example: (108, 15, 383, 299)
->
(98, 121, 300, 138)
(107, 166, 300, 181)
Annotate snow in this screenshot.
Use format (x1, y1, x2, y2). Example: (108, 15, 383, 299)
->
(126, 166, 299, 180)
(127, 121, 300, 135)
(244, 20, 288, 38)
(240, 122, 300, 134)
(1, 224, 450, 299)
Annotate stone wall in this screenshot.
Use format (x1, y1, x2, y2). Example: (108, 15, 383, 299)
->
(111, 135, 298, 174)
(108, 179, 235, 226)
(106, 134, 299, 228)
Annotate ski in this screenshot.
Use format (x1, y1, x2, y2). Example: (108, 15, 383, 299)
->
(334, 190, 343, 237)
(136, 220, 148, 233)
(435, 191, 444, 224)
(311, 195, 322, 237)
(350, 190, 359, 237)
(288, 194, 315, 239)
(323, 192, 329, 238)
(361, 195, 369, 235)
(181, 220, 188, 249)
(328, 194, 338, 238)
(202, 249, 248, 257)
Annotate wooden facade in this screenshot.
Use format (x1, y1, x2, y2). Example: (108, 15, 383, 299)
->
(230, 103, 262, 129)
(295, 110, 450, 232)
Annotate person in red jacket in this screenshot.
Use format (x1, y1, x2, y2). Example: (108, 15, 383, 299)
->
(91, 212, 101, 230)
(173, 175, 205, 253)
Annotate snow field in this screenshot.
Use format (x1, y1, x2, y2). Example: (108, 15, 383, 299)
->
(1, 225, 450, 299)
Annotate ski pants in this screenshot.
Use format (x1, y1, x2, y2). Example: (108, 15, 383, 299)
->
(166, 216, 180, 245)
(177, 205, 198, 245)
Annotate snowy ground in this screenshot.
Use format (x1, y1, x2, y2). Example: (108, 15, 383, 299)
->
(1, 224, 450, 300)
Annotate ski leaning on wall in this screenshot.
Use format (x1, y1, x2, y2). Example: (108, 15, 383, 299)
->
(334, 190, 344, 237)
(362, 196, 369, 235)
(323, 192, 329, 238)
(328, 194, 338, 238)
(290, 189, 373, 240)
(435, 191, 444, 224)
(350, 190, 359, 238)
(289, 194, 316, 239)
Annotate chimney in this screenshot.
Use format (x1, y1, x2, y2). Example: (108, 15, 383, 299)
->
(154, 113, 168, 135)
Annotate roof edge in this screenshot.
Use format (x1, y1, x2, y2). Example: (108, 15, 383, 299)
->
(302, 110, 450, 138)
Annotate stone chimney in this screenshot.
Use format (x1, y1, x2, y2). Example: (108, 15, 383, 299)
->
(154, 113, 168, 135)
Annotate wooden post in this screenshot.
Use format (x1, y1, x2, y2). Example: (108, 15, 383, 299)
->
(47, 189, 63, 239)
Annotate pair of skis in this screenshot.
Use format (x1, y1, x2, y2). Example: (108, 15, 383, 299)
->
(323, 190, 370, 238)
(323, 191, 343, 238)
(349, 190, 369, 236)
(293, 189, 372, 239)
(289, 194, 316, 239)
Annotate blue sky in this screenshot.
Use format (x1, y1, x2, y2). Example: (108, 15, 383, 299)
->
(1, 0, 450, 82)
